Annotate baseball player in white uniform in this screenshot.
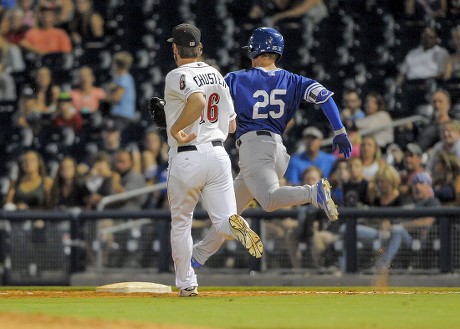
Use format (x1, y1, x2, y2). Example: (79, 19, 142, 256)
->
(164, 23, 263, 297)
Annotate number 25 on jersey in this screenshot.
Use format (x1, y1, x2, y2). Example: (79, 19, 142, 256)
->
(253, 89, 286, 119)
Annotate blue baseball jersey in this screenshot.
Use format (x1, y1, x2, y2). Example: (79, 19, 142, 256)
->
(224, 67, 333, 139)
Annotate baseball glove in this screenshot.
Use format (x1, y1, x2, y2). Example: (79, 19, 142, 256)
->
(148, 96, 167, 129)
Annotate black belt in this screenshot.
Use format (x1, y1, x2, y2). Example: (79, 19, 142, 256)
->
(177, 140, 223, 153)
(236, 131, 272, 147)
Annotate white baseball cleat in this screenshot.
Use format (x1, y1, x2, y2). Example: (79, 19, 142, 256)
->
(229, 214, 264, 258)
(179, 286, 198, 297)
(315, 178, 339, 221)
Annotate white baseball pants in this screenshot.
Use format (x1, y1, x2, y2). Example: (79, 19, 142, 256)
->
(168, 142, 236, 290)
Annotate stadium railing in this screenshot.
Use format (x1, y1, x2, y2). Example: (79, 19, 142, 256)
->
(0, 206, 458, 285)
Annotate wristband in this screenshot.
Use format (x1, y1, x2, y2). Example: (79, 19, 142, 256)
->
(334, 127, 346, 136)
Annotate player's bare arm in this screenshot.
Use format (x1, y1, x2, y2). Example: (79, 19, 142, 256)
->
(229, 118, 236, 133)
(170, 92, 205, 142)
(106, 85, 125, 104)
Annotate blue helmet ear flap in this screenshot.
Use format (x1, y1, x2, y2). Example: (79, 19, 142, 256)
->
(244, 27, 284, 62)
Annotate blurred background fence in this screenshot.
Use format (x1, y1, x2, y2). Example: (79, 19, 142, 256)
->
(0, 207, 459, 286)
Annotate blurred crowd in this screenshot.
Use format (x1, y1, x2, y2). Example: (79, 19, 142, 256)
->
(1, 0, 460, 271)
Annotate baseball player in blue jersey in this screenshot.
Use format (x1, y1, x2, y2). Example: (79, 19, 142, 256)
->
(191, 27, 352, 268)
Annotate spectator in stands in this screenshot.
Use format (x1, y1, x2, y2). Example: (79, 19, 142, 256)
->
(399, 143, 428, 203)
(396, 27, 450, 113)
(20, 3, 72, 56)
(49, 156, 89, 209)
(13, 85, 40, 131)
(417, 89, 453, 151)
(53, 91, 82, 133)
(0, 35, 25, 73)
(4, 150, 53, 210)
(141, 128, 168, 186)
(431, 150, 460, 205)
(285, 126, 336, 184)
(18, 0, 36, 28)
(69, 0, 104, 46)
(39, 0, 74, 28)
(83, 151, 115, 209)
(385, 143, 405, 172)
(338, 157, 371, 270)
(70, 66, 106, 114)
(1, 6, 32, 46)
(100, 120, 123, 157)
(371, 164, 404, 207)
(0, 0, 16, 17)
(446, 25, 460, 80)
(355, 91, 394, 149)
(342, 157, 370, 208)
(104, 51, 136, 126)
(339, 164, 403, 272)
(0, 62, 16, 101)
(426, 119, 460, 172)
(111, 149, 147, 210)
(449, 0, 460, 17)
(249, 0, 328, 25)
(360, 135, 383, 182)
(377, 172, 440, 271)
(82, 150, 116, 265)
(32, 66, 60, 113)
(341, 88, 365, 130)
(49, 155, 88, 271)
(79, 118, 141, 174)
(405, 0, 447, 21)
(294, 166, 334, 268)
(328, 158, 350, 206)
(105, 148, 148, 267)
(303, 166, 339, 269)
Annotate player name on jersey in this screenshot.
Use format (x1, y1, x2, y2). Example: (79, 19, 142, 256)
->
(193, 72, 227, 88)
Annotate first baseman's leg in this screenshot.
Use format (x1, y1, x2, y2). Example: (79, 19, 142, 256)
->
(200, 149, 237, 238)
(193, 149, 240, 265)
(167, 156, 203, 290)
(193, 151, 257, 265)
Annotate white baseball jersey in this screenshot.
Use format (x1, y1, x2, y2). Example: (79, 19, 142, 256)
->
(164, 62, 236, 153)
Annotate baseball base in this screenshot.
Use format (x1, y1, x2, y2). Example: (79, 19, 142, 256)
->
(96, 282, 172, 293)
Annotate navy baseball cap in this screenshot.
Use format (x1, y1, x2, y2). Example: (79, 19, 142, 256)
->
(302, 126, 323, 139)
(167, 23, 201, 47)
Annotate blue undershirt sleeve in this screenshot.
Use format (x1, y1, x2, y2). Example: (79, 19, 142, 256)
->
(320, 97, 344, 132)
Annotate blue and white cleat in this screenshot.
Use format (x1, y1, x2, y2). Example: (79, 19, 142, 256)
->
(191, 257, 203, 269)
(315, 178, 339, 221)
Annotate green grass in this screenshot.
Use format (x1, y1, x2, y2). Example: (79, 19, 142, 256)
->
(1, 287, 460, 329)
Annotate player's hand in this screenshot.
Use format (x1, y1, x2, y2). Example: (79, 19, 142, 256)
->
(333, 132, 352, 159)
(172, 130, 197, 144)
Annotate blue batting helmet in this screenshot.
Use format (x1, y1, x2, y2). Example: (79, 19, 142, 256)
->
(244, 27, 284, 61)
